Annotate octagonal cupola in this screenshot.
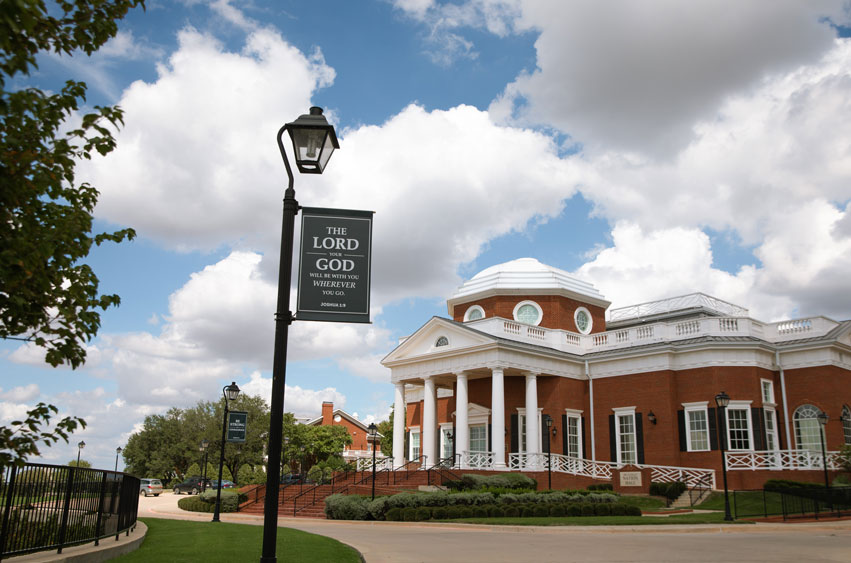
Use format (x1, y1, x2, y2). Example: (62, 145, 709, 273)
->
(447, 258, 610, 333)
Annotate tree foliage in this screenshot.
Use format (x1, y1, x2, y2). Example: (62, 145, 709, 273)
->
(0, 403, 85, 469)
(1, 0, 144, 368)
(376, 408, 393, 458)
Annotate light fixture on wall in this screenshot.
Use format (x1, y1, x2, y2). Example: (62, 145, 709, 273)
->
(648, 411, 657, 425)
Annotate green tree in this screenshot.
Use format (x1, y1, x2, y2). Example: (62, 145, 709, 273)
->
(237, 463, 253, 485)
(68, 459, 91, 468)
(0, 403, 85, 469)
(376, 408, 394, 458)
(0, 0, 145, 468)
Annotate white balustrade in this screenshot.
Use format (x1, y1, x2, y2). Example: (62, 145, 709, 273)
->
(725, 449, 842, 471)
(463, 451, 495, 470)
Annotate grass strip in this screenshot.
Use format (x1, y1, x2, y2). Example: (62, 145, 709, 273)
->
(112, 518, 361, 562)
(442, 512, 750, 526)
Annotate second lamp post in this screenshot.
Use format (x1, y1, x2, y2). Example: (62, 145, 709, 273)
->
(213, 381, 241, 522)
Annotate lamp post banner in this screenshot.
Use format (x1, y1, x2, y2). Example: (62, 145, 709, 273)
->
(297, 207, 374, 323)
(227, 411, 248, 442)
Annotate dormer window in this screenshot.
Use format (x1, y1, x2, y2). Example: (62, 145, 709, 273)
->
(464, 305, 485, 322)
(435, 336, 449, 347)
(513, 300, 542, 326)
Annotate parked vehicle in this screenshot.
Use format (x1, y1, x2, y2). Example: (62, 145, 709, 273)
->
(280, 473, 304, 485)
(139, 478, 163, 497)
(172, 476, 210, 495)
(210, 479, 236, 489)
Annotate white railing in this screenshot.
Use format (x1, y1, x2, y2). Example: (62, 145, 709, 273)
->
(356, 456, 393, 471)
(468, 314, 838, 355)
(608, 293, 749, 322)
(642, 464, 715, 489)
(463, 450, 495, 470)
(725, 449, 844, 471)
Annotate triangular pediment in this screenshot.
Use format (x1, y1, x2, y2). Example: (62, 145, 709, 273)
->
(381, 317, 497, 365)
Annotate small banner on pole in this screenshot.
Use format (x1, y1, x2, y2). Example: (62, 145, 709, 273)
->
(227, 411, 247, 443)
(297, 207, 374, 323)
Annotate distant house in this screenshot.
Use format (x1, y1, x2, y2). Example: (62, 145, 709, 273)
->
(305, 402, 383, 462)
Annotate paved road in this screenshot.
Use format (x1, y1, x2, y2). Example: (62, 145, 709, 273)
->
(140, 493, 851, 563)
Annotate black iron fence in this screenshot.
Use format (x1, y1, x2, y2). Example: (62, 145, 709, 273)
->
(0, 462, 140, 560)
(777, 486, 851, 521)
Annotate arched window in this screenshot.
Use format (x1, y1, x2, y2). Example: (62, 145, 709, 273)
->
(435, 336, 449, 347)
(793, 404, 824, 452)
(842, 405, 851, 445)
(464, 305, 484, 322)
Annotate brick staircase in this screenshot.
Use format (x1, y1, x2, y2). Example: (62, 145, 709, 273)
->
(669, 486, 713, 509)
(237, 468, 438, 519)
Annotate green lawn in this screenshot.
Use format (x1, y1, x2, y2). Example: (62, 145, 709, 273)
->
(617, 495, 667, 511)
(113, 519, 361, 562)
(444, 512, 749, 526)
(695, 490, 782, 517)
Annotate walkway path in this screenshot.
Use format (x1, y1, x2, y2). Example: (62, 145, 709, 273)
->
(139, 493, 851, 563)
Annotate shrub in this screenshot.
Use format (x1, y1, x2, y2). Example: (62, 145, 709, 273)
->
(503, 505, 520, 517)
(610, 503, 627, 516)
(415, 507, 432, 521)
(521, 506, 534, 518)
(580, 503, 595, 517)
(367, 496, 391, 520)
(385, 507, 402, 521)
(177, 496, 211, 513)
(587, 483, 614, 491)
(649, 481, 687, 500)
(446, 506, 463, 519)
(566, 503, 581, 517)
(324, 494, 369, 520)
(549, 504, 566, 517)
(532, 504, 549, 517)
(488, 505, 505, 517)
(625, 505, 641, 516)
(764, 479, 825, 492)
(472, 505, 489, 518)
(432, 506, 448, 520)
(594, 503, 611, 516)
(401, 507, 418, 522)
(458, 506, 473, 518)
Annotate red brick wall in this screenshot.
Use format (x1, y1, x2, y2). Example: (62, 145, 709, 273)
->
(453, 294, 607, 333)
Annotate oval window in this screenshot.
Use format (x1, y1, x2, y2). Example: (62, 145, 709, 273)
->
(574, 307, 593, 334)
(435, 336, 449, 347)
(513, 301, 542, 326)
(465, 306, 484, 321)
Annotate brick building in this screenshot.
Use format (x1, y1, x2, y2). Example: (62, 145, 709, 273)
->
(305, 401, 381, 462)
(381, 258, 851, 489)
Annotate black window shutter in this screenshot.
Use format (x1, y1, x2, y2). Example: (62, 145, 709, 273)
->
(510, 414, 519, 452)
(581, 416, 587, 459)
(776, 411, 784, 449)
(677, 410, 687, 451)
(608, 414, 617, 462)
(636, 413, 645, 465)
(405, 430, 410, 461)
(751, 407, 765, 450)
(487, 423, 492, 452)
(452, 423, 456, 458)
(542, 415, 549, 452)
(708, 407, 718, 450)
(561, 414, 568, 456)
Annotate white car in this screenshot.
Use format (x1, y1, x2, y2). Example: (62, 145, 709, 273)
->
(139, 478, 163, 497)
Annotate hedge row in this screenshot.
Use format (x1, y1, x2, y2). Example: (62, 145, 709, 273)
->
(177, 490, 245, 513)
(763, 479, 825, 492)
(384, 502, 641, 521)
(444, 473, 537, 491)
(325, 489, 619, 520)
(649, 481, 686, 501)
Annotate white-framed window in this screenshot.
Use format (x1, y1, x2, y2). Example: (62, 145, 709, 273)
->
(613, 407, 637, 464)
(464, 305, 485, 322)
(513, 300, 543, 326)
(434, 336, 449, 347)
(565, 409, 583, 458)
(517, 408, 543, 452)
(764, 407, 780, 453)
(725, 402, 753, 451)
(469, 424, 487, 452)
(761, 379, 775, 404)
(683, 402, 710, 452)
(409, 428, 420, 461)
(574, 307, 593, 334)
(793, 404, 824, 452)
(440, 425, 454, 459)
(843, 405, 851, 445)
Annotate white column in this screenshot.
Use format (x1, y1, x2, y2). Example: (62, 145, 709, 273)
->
(525, 373, 540, 469)
(423, 376, 437, 468)
(491, 367, 506, 469)
(393, 382, 406, 468)
(455, 373, 469, 469)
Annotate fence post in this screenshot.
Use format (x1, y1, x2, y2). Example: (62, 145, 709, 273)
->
(93, 473, 108, 546)
(0, 465, 19, 560)
(57, 466, 76, 554)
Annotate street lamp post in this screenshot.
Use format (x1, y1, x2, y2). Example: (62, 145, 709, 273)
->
(115, 447, 123, 472)
(817, 413, 831, 504)
(544, 415, 553, 490)
(76, 440, 85, 466)
(200, 439, 210, 492)
(282, 436, 290, 477)
(368, 423, 378, 500)
(714, 391, 733, 521)
(261, 107, 338, 563)
(214, 381, 241, 522)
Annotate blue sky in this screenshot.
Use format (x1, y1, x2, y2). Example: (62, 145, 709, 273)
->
(3, 0, 851, 470)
